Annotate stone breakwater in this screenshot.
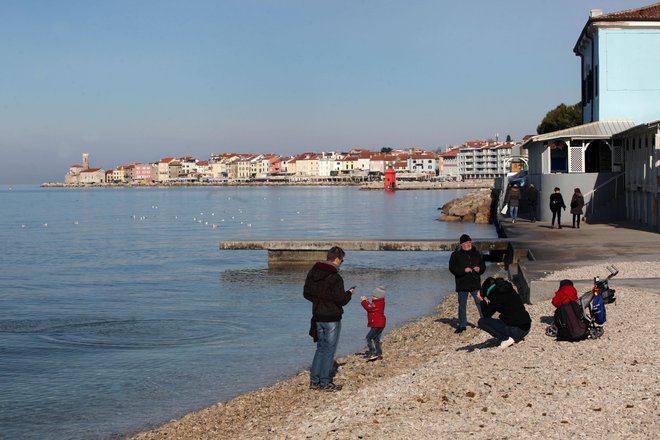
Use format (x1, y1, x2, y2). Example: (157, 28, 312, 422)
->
(129, 261, 659, 440)
(438, 188, 494, 224)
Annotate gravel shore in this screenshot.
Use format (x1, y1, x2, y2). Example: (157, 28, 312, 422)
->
(130, 261, 659, 439)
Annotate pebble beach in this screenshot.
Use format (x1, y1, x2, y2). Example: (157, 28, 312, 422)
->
(130, 261, 659, 439)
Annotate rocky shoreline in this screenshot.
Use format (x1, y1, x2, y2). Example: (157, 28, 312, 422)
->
(129, 261, 659, 440)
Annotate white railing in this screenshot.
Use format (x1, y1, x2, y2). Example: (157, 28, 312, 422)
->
(583, 173, 625, 217)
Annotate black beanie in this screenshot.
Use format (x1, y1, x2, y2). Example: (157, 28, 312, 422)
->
(459, 234, 472, 244)
(559, 279, 574, 288)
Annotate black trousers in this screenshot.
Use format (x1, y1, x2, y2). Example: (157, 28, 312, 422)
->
(529, 203, 537, 221)
(573, 214, 581, 228)
(551, 209, 562, 226)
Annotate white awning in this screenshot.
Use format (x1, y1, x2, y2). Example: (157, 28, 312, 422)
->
(522, 119, 636, 148)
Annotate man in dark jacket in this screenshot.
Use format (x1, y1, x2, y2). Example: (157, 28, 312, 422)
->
(527, 184, 539, 222)
(477, 277, 532, 348)
(549, 187, 566, 229)
(304, 246, 354, 391)
(448, 234, 486, 333)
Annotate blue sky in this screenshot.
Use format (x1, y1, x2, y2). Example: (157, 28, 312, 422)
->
(0, 0, 643, 183)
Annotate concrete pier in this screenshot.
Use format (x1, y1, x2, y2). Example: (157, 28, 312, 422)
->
(219, 239, 509, 266)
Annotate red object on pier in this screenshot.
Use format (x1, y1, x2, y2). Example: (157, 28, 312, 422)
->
(384, 166, 396, 190)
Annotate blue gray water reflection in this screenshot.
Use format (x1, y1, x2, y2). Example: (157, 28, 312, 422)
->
(0, 185, 496, 439)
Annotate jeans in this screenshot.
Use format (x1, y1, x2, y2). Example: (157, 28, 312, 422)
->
(478, 317, 529, 342)
(365, 327, 384, 356)
(509, 206, 518, 221)
(310, 321, 341, 385)
(458, 290, 483, 328)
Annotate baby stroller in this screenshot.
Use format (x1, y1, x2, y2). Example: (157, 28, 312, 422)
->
(576, 265, 618, 338)
(546, 265, 618, 340)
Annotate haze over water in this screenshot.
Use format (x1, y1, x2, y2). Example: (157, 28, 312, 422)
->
(0, 185, 496, 439)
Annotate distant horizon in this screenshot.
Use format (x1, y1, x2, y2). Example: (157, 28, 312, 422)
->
(1, 0, 643, 184)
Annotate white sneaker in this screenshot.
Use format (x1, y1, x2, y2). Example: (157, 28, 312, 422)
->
(499, 337, 515, 349)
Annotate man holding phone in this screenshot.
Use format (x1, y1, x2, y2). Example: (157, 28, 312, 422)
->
(303, 246, 355, 392)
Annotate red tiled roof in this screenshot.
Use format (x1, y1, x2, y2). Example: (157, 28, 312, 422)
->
(575, 3, 660, 53)
(81, 168, 102, 173)
(597, 2, 660, 20)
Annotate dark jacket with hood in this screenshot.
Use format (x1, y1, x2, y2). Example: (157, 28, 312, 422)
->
(448, 246, 486, 292)
(304, 261, 353, 322)
(480, 279, 531, 331)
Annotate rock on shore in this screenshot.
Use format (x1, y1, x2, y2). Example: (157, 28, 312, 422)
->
(438, 189, 493, 224)
(129, 261, 659, 440)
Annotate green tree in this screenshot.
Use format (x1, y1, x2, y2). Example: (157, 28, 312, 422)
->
(505, 134, 512, 142)
(380, 147, 393, 153)
(537, 102, 581, 134)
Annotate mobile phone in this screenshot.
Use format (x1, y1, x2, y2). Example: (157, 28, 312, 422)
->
(349, 286, 356, 290)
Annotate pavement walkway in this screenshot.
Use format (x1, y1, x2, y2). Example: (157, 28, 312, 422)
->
(499, 217, 660, 302)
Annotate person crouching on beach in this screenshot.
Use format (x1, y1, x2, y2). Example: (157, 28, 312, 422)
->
(552, 279, 578, 308)
(360, 286, 386, 361)
(477, 277, 531, 349)
(304, 246, 355, 392)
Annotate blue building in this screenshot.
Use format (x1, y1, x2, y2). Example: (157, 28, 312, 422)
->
(521, 3, 660, 230)
(575, 5, 660, 124)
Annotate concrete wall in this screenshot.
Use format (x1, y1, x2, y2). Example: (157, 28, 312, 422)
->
(525, 172, 624, 223)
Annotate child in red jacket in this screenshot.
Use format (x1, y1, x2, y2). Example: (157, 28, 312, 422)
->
(552, 279, 578, 308)
(361, 286, 387, 361)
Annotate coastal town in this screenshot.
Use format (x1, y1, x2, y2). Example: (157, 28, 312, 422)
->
(53, 139, 528, 186)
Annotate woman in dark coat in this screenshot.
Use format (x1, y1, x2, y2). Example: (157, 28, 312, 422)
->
(570, 188, 585, 229)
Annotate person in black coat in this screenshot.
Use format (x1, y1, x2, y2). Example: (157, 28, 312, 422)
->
(549, 187, 566, 229)
(448, 234, 486, 333)
(477, 277, 532, 348)
(527, 184, 539, 222)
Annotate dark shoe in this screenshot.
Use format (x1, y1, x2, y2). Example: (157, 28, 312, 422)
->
(558, 226, 563, 229)
(309, 381, 320, 390)
(319, 382, 342, 392)
(454, 326, 466, 334)
(531, 219, 536, 223)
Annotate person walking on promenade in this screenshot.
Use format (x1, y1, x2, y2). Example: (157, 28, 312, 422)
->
(360, 286, 386, 361)
(527, 183, 539, 222)
(477, 276, 532, 349)
(448, 234, 485, 334)
(504, 183, 521, 223)
(304, 246, 355, 392)
(549, 187, 566, 229)
(570, 188, 585, 229)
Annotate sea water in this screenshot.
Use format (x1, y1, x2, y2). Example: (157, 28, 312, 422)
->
(0, 185, 496, 439)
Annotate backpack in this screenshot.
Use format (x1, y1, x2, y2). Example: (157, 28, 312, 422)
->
(554, 301, 588, 341)
(592, 293, 606, 325)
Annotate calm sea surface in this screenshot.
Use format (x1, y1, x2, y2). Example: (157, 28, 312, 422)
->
(0, 185, 496, 440)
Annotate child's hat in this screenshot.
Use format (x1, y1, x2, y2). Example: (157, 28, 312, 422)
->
(373, 286, 386, 298)
(559, 279, 574, 288)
